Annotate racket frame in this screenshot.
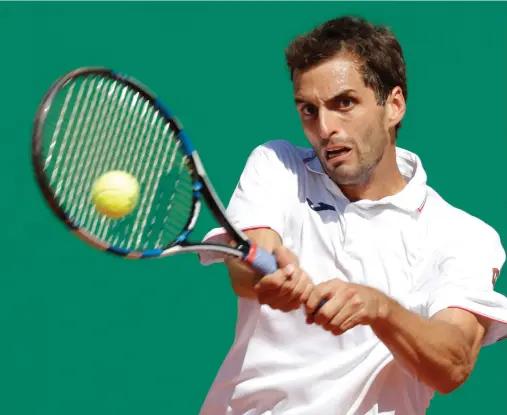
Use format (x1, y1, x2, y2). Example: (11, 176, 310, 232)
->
(32, 67, 256, 261)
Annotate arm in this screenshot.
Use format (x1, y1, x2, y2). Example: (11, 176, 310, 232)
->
(305, 279, 494, 395)
(371, 301, 490, 394)
(306, 214, 507, 393)
(225, 231, 314, 311)
(199, 141, 314, 310)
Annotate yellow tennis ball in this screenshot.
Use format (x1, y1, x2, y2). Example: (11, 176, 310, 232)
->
(91, 171, 140, 219)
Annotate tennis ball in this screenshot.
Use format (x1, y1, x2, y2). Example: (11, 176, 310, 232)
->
(91, 171, 140, 219)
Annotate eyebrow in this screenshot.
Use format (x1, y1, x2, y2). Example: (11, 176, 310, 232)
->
(294, 89, 357, 105)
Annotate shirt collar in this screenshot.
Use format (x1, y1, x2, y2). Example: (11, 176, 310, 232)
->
(303, 147, 428, 214)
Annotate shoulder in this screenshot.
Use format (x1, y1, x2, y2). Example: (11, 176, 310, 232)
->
(233, 140, 317, 196)
(423, 186, 504, 260)
(247, 139, 314, 166)
(243, 139, 316, 177)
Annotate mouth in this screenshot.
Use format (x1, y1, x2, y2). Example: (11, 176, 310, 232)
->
(326, 146, 352, 163)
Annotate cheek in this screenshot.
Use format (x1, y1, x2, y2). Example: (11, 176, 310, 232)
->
(302, 122, 320, 145)
(352, 121, 381, 154)
(364, 123, 388, 154)
(337, 111, 368, 138)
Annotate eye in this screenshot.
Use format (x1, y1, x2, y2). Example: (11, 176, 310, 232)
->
(336, 98, 356, 111)
(300, 104, 318, 119)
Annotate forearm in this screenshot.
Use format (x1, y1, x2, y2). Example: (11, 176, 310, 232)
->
(226, 259, 264, 299)
(372, 299, 475, 394)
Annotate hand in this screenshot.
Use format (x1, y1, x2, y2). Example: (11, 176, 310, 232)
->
(253, 245, 315, 312)
(305, 279, 390, 335)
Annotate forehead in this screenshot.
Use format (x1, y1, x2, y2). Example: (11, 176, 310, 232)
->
(293, 54, 366, 100)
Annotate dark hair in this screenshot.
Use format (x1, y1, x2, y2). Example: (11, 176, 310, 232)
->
(285, 16, 407, 130)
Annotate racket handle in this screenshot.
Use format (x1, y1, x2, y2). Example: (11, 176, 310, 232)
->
(244, 244, 279, 275)
(313, 299, 328, 315)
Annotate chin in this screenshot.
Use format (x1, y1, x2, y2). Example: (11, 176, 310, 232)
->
(332, 175, 362, 186)
(329, 166, 369, 186)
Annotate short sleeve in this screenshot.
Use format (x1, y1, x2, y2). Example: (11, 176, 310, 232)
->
(198, 140, 299, 266)
(427, 222, 507, 346)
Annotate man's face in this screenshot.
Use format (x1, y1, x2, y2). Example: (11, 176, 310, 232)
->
(293, 54, 393, 186)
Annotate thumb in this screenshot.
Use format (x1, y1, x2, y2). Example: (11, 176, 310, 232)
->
(273, 245, 299, 271)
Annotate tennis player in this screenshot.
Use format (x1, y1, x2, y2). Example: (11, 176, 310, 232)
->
(198, 16, 507, 415)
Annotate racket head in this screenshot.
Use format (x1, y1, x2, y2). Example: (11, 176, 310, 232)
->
(31, 67, 213, 258)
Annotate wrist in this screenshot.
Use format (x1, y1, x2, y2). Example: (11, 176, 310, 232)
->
(371, 294, 398, 332)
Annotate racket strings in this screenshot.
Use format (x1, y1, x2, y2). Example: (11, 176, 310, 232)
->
(42, 75, 194, 251)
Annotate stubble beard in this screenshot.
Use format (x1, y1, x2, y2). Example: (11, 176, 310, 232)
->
(322, 128, 387, 187)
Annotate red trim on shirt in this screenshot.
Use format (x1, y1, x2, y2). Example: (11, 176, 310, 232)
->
(417, 195, 427, 213)
(493, 268, 500, 286)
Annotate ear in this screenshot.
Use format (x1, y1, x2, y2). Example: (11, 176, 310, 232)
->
(385, 86, 406, 130)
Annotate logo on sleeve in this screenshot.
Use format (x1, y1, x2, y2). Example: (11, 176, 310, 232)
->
(492, 268, 500, 286)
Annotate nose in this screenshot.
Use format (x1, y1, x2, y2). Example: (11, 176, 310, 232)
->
(318, 107, 341, 140)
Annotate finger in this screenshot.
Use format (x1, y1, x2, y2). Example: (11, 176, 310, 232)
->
(329, 294, 366, 334)
(269, 296, 302, 312)
(305, 284, 333, 314)
(339, 313, 365, 333)
(305, 279, 347, 314)
(276, 266, 301, 297)
(254, 268, 289, 293)
(283, 298, 305, 312)
(287, 274, 314, 305)
(257, 281, 295, 304)
(278, 280, 313, 312)
(308, 295, 343, 326)
(259, 266, 298, 300)
(325, 298, 360, 334)
(329, 311, 363, 336)
(308, 284, 355, 326)
(330, 313, 363, 336)
(258, 268, 301, 305)
(300, 282, 314, 304)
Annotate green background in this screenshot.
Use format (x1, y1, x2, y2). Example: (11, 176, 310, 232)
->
(1, 1, 506, 414)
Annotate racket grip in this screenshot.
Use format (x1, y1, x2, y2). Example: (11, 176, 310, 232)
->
(313, 299, 328, 315)
(245, 244, 279, 275)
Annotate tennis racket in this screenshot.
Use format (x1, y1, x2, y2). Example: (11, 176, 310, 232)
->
(31, 67, 279, 276)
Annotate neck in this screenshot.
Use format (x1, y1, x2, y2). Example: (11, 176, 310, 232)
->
(339, 147, 406, 202)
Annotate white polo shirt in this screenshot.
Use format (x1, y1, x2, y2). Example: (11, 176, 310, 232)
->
(198, 140, 507, 415)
